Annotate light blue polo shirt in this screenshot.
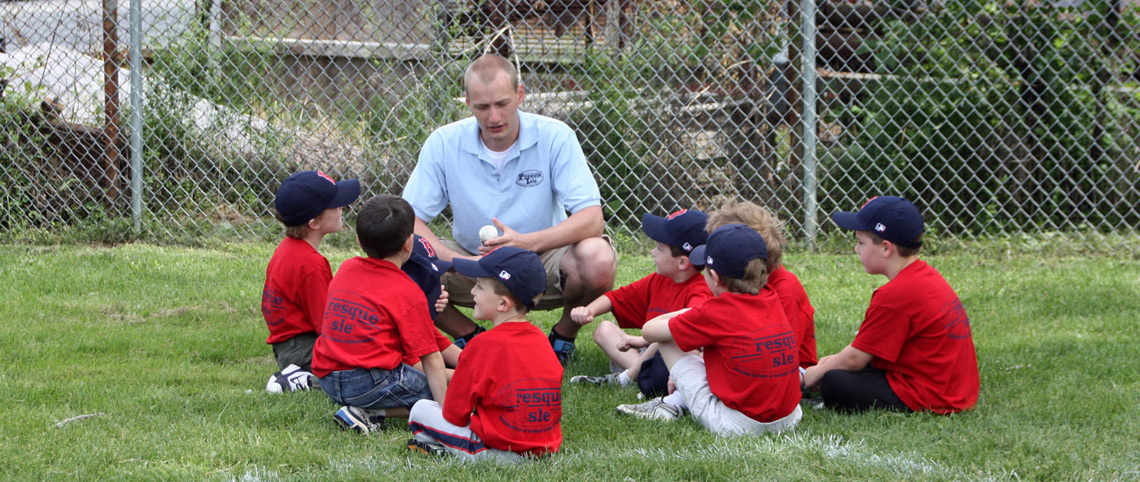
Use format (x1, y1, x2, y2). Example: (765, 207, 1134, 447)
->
(402, 111, 602, 254)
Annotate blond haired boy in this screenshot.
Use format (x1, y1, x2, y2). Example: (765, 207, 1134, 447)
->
(706, 200, 817, 368)
(616, 224, 802, 435)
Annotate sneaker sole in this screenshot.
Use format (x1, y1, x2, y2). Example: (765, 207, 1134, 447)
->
(406, 438, 446, 456)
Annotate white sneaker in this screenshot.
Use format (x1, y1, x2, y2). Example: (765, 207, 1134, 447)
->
(616, 397, 687, 421)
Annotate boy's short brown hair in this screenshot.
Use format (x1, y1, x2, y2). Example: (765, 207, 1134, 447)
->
(275, 209, 311, 239)
(706, 200, 786, 271)
(868, 232, 924, 257)
(356, 194, 415, 259)
(716, 258, 770, 295)
(487, 278, 533, 314)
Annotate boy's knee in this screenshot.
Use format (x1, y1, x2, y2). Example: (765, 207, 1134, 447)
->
(592, 321, 618, 344)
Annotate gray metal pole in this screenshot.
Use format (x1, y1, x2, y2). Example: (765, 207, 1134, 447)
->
(800, 0, 819, 250)
(129, 0, 143, 231)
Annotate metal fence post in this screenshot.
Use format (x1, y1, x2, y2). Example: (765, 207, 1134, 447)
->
(130, 0, 144, 231)
(801, 0, 818, 250)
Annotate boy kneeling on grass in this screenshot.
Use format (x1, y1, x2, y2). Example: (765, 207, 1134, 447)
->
(311, 194, 449, 433)
(801, 196, 978, 413)
(617, 224, 802, 436)
(408, 246, 563, 463)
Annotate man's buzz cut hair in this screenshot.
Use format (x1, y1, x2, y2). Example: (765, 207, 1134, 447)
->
(464, 54, 519, 93)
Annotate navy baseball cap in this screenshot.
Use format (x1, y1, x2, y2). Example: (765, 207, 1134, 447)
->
(689, 223, 768, 279)
(831, 196, 924, 248)
(641, 209, 709, 254)
(274, 170, 361, 227)
(451, 246, 546, 309)
(411, 235, 452, 274)
(404, 235, 451, 319)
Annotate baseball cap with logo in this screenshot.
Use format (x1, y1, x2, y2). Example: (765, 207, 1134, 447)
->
(274, 171, 361, 227)
(641, 209, 709, 254)
(451, 246, 546, 309)
(404, 235, 452, 319)
(689, 223, 768, 279)
(830, 196, 924, 248)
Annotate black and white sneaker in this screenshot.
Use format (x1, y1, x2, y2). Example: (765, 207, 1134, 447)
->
(334, 406, 383, 434)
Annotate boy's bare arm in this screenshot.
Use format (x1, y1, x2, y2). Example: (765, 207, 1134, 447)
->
(570, 294, 613, 325)
(421, 351, 449, 402)
(802, 344, 873, 390)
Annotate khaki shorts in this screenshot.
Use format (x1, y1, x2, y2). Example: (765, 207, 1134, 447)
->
(438, 236, 614, 312)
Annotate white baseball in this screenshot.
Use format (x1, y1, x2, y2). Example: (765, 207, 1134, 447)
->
(479, 225, 498, 244)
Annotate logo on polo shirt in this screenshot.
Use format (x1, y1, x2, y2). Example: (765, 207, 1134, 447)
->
(729, 328, 798, 378)
(516, 170, 544, 187)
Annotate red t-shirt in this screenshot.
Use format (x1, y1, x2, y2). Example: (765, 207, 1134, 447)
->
(443, 322, 563, 455)
(404, 330, 454, 367)
(669, 289, 801, 423)
(606, 272, 712, 329)
(852, 260, 979, 413)
(262, 237, 332, 344)
(311, 257, 439, 378)
(768, 266, 818, 368)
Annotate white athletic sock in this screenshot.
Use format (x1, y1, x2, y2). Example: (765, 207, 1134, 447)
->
(617, 371, 632, 388)
(662, 391, 686, 408)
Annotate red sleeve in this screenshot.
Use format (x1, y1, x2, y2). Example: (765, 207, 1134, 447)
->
(298, 261, 333, 334)
(607, 275, 654, 329)
(394, 296, 440, 360)
(681, 280, 712, 308)
(852, 288, 907, 363)
(668, 308, 713, 353)
(442, 343, 482, 427)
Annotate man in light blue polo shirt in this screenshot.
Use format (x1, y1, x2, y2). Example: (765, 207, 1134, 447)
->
(402, 54, 617, 366)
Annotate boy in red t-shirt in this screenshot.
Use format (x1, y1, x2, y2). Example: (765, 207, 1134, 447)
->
(706, 200, 817, 369)
(617, 224, 802, 435)
(408, 247, 563, 462)
(312, 195, 449, 433)
(568, 209, 711, 391)
(802, 196, 979, 413)
(261, 171, 359, 392)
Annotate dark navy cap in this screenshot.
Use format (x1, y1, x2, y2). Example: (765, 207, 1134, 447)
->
(689, 223, 768, 279)
(451, 246, 546, 309)
(403, 235, 451, 319)
(641, 209, 709, 254)
(411, 235, 452, 274)
(831, 196, 924, 248)
(274, 171, 361, 227)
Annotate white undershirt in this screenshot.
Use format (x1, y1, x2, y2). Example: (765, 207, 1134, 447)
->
(482, 141, 516, 172)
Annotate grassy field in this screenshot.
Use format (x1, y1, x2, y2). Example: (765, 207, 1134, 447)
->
(1, 242, 1138, 480)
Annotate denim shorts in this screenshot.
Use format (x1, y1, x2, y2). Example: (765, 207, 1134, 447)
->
(318, 364, 431, 409)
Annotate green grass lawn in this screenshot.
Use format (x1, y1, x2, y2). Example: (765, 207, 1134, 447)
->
(1, 242, 1138, 480)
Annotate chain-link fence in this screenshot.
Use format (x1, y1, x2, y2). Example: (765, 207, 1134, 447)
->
(2, 0, 1139, 251)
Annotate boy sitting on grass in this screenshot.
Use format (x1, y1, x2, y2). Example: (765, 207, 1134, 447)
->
(261, 171, 359, 392)
(568, 209, 711, 391)
(311, 194, 448, 433)
(408, 246, 563, 463)
(706, 200, 817, 370)
(616, 224, 802, 435)
(802, 196, 978, 413)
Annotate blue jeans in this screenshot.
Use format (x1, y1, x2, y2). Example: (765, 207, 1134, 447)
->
(318, 364, 431, 409)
